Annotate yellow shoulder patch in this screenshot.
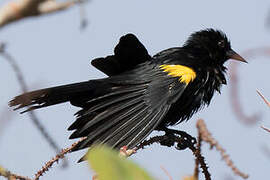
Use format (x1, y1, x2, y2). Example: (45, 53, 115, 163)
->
(160, 64, 196, 84)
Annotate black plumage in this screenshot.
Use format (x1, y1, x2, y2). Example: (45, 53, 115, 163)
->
(9, 29, 246, 161)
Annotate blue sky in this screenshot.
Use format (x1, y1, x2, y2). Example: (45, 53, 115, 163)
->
(0, 0, 270, 179)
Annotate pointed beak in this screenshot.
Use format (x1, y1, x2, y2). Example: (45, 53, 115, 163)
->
(226, 49, 247, 63)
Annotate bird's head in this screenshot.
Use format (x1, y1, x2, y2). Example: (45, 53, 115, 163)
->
(184, 29, 247, 65)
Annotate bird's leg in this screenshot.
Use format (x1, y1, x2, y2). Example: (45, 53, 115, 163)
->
(157, 127, 197, 150)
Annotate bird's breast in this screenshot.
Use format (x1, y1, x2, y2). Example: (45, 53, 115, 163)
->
(158, 66, 226, 127)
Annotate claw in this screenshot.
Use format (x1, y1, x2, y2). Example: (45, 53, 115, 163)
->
(119, 146, 137, 157)
(159, 127, 197, 150)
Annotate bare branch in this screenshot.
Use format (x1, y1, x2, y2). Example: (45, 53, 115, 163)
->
(193, 127, 202, 180)
(78, 0, 88, 30)
(0, 43, 67, 167)
(38, 0, 76, 14)
(136, 130, 211, 180)
(228, 47, 270, 125)
(1, 138, 86, 180)
(229, 61, 260, 125)
(0, 165, 32, 180)
(34, 137, 86, 180)
(257, 90, 270, 107)
(196, 119, 248, 179)
(0, 0, 85, 28)
(187, 142, 211, 180)
(261, 126, 270, 133)
(160, 166, 173, 180)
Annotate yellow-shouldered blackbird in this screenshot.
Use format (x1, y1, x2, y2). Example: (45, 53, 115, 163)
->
(9, 29, 246, 161)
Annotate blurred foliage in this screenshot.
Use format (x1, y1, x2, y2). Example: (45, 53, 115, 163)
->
(87, 145, 154, 180)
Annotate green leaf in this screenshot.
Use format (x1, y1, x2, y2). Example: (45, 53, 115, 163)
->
(87, 145, 154, 180)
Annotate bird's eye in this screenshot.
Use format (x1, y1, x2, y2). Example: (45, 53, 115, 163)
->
(218, 40, 225, 48)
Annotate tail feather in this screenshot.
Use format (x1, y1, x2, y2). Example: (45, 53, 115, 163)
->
(9, 81, 102, 112)
(10, 76, 173, 163)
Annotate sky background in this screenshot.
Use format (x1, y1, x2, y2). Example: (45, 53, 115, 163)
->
(0, 0, 270, 179)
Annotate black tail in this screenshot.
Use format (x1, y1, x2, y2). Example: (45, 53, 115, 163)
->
(10, 78, 170, 162)
(9, 80, 107, 113)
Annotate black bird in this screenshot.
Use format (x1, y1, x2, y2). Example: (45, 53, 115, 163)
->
(9, 29, 246, 161)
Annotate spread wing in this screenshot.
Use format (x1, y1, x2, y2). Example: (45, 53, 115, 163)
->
(69, 64, 188, 161)
(91, 34, 151, 76)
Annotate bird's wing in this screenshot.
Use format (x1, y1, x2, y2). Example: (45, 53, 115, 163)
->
(91, 34, 151, 76)
(69, 64, 190, 161)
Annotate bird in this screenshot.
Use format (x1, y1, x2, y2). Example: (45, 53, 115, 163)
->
(9, 29, 247, 161)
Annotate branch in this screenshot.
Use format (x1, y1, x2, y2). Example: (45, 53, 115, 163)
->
(34, 137, 86, 180)
(0, 0, 85, 28)
(160, 166, 173, 180)
(0, 42, 67, 167)
(261, 126, 270, 133)
(229, 61, 260, 125)
(0, 165, 31, 180)
(0, 137, 86, 180)
(256, 83, 270, 135)
(193, 127, 202, 180)
(196, 119, 249, 179)
(188, 143, 211, 180)
(136, 130, 211, 180)
(229, 47, 270, 125)
(257, 90, 270, 107)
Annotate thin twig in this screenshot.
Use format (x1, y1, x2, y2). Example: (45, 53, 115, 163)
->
(188, 144, 211, 180)
(229, 61, 260, 125)
(160, 166, 173, 180)
(229, 47, 270, 125)
(136, 131, 211, 180)
(193, 129, 202, 180)
(0, 165, 32, 180)
(0, 0, 87, 29)
(261, 126, 270, 133)
(1, 137, 86, 180)
(0, 43, 67, 167)
(196, 119, 248, 179)
(256, 90, 270, 107)
(34, 137, 86, 180)
(79, 0, 88, 30)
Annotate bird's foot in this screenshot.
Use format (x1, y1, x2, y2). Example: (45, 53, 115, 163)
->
(158, 127, 197, 150)
(159, 133, 177, 147)
(119, 146, 137, 158)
